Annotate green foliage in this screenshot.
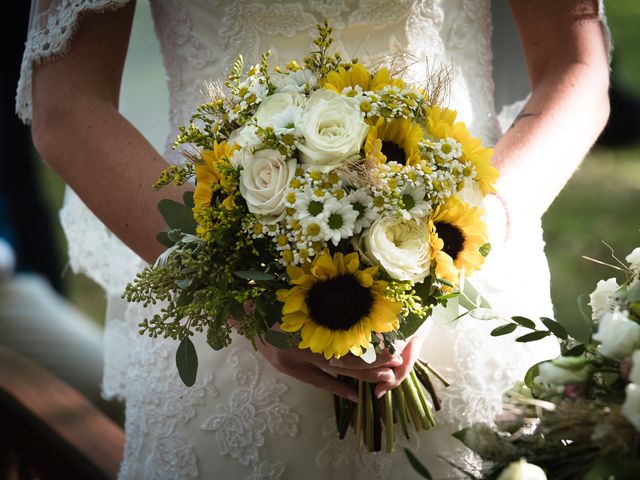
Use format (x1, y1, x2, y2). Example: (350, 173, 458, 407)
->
(176, 336, 198, 386)
(404, 448, 433, 479)
(158, 198, 197, 234)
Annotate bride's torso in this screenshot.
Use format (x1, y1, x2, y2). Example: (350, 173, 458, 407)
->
(147, 0, 501, 163)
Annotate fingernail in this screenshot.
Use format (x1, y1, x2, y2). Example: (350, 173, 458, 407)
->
(348, 393, 359, 403)
(329, 359, 343, 367)
(375, 389, 386, 399)
(378, 371, 394, 382)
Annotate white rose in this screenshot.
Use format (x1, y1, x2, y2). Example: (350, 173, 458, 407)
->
(364, 215, 431, 283)
(626, 247, 640, 271)
(229, 124, 261, 150)
(497, 459, 546, 480)
(630, 350, 640, 384)
(296, 89, 368, 171)
(589, 277, 619, 318)
(623, 383, 640, 432)
(239, 149, 296, 222)
(592, 309, 640, 360)
(536, 356, 592, 385)
(255, 92, 304, 128)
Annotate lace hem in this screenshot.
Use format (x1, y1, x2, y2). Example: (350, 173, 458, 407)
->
(16, 0, 133, 123)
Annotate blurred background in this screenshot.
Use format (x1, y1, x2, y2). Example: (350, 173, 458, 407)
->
(9, 0, 640, 379)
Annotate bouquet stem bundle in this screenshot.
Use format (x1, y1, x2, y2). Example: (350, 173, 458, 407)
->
(335, 360, 448, 452)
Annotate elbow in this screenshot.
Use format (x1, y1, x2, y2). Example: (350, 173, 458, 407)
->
(31, 99, 70, 172)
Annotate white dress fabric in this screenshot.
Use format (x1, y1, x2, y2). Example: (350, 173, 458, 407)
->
(18, 1, 610, 478)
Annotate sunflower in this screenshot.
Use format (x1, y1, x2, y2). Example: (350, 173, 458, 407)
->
(428, 197, 487, 285)
(323, 63, 404, 94)
(364, 117, 423, 166)
(276, 251, 401, 359)
(193, 140, 238, 212)
(424, 105, 498, 194)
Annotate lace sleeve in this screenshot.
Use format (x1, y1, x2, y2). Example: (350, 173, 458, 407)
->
(16, 0, 133, 123)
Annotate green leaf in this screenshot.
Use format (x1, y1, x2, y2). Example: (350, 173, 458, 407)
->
(233, 270, 276, 281)
(490, 323, 518, 336)
(451, 427, 469, 444)
(158, 198, 197, 234)
(176, 336, 198, 387)
(516, 330, 551, 343)
(540, 317, 568, 339)
(176, 291, 193, 308)
(399, 310, 428, 338)
(157, 231, 175, 247)
(627, 281, 640, 303)
(563, 343, 587, 357)
(403, 448, 433, 479)
(479, 243, 491, 257)
(511, 316, 536, 329)
(183, 191, 195, 209)
(263, 330, 291, 350)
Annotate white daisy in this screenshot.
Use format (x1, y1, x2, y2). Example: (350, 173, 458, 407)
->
(347, 189, 378, 234)
(270, 105, 303, 136)
(434, 137, 462, 161)
(323, 200, 358, 246)
(293, 188, 329, 221)
(399, 184, 430, 220)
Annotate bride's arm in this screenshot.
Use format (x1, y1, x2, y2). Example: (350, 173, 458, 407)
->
(31, 2, 184, 265)
(494, 0, 610, 232)
(375, 0, 610, 398)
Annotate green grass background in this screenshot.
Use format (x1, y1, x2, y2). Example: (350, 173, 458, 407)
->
(36, 1, 640, 341)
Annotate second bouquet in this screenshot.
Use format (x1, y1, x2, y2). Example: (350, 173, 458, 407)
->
(125, 23, 497, 452)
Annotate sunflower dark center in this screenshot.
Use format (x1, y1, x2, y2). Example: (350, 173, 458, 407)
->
(306, 274, 374, 331)
(381, 141, 406, 164)
(434, 221, 465, 261)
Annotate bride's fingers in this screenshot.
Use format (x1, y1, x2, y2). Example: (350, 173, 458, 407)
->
(328, 365, 396, 383)
(327, 350, 402, 370)
(374, 336, 422, 398)
(283, 362, 360, 402)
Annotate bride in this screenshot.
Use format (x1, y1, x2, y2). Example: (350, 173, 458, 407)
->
(20, 1, 610, 478)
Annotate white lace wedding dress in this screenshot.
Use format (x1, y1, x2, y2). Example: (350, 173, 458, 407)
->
(18, 1, 609, 478)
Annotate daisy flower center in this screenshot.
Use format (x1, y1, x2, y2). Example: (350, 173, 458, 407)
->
(306, 274, 374, 330)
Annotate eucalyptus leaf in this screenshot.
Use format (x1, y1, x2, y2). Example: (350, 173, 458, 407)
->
(233, 270, 276, 281)
(540, 317, 568, 339)
(479, 243, 491, 257)
(490, 323, 518, 336)
(263, 330, 291, 350)
(524, 362, 542, 389)
(451, 427, 469, 444)
(459, 281, 491, 310)
(511, 316, 536, 330)
(404, 448, 433, 479)
(158, 198, 197, 234)
(176, 336, 198, 387)
(176, 291, 193, 307)
(515, 330, 551, 343)
(627, 281, 640, 303)
(468, 308, 498, 321)
(563, 343, 587, 357)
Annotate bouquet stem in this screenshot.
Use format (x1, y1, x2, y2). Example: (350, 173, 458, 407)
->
(335, 362, 447, 452)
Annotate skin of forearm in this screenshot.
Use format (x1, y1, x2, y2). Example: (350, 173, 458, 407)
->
(32, 95, 186, 264)
(492, 60, 609, 227)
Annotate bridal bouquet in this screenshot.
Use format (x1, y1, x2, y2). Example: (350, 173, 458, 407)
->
(125, 24, 497, 452)
(413, 246, 640, 479)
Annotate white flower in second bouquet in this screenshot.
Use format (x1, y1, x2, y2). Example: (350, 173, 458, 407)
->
(589, 277, 619, 318)
(239, 149, 296, 221)
(622, 383, 640, 432)
(626, 247, 640, 272)
(347, 189, 377, 234)
(592, 309, 640, 361)
(630, 350, 640, 384)
(296, 89, 368, 171)
(364, 215, 431, 283)
(536, 356, 592, 386)
(497, 459, 547, 480)
(269, 105, 303, 136)
(255, 92, 304, 128)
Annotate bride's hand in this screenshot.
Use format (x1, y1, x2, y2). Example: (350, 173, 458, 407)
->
(255, 340, 402, 402)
